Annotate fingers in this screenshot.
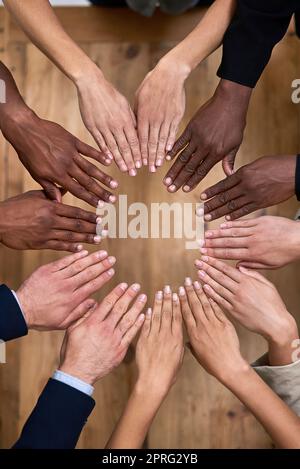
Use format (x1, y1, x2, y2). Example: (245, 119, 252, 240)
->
(167, 127, 191, 161)
(109, 283, 142, 328)
(205, 226, 252, 240)
(71, 166, 115, 204)
(91, 129, 112, 159)
(238, 265, 271, 285)
(75, 266, 115, 299)
(222, 147, 239, 176)
(225, 201, 258, 221)
(155, 123, 169, 167)
(237, 261, 267, 270)
(75, 154, 118, 190)
(201, 173, 239, 201)
(64, 179, 100, 207)
(120, 313, 145, 349)
(178, 285, 196, 330)
(160, 285, 172, 332)
(63, 298, 97, 328)
(118, 292, 147, 335)
(200, 247, 249, 261)
(203, 186, 245, 221)
(113, 129, 136, 174)
(72, 254, 116, 290)
(196, 265, 234, 303)
(56, 203, 97, 224)
(50, 230, 98, 245)
(124, 124, 142, 170)
(137, 120, 149, 166)
(219, 219, 257, 230)
(53, 214, 97, 235)
(148, 125, 160, 173)
(196, 256, 241, 287)
(183, 277, 202, 323)
(43, 240, 84, 252)
(172, 149, 208, 193)
(166, 121, 178, 156)
(63, 250, 108, 277)
(183, 155, 216, 192)
(171, 292, 182, 335)
(163, 142, 197, 192)
(101, 130, 128, 173)
(140, 307, 152, 338)
(192, 280, 215, 321)
(93, 283, 129, 321)
(206, 196, 254, 222)
(51, 249, 89, 272)
(75, 138, 112, 166)
(151, 290, 163, 333)
(209, 298, 228, 324)
(201, 284, 232, 311)
(41, 180, 62, 202)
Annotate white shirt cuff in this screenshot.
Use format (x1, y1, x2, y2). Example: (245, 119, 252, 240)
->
(11, 290, 25, 317)
(52, 370, 94, 397)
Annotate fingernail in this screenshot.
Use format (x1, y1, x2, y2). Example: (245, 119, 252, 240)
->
(195, 259, 202, 268)
(120, 164, 128, 172)
(166, 144, 172, 152)
(146, 307, 152, 317)
(204, 214, 212, 221)
(143, 158, 148, 166)
(109, 195, 117, 203)
(197, 239, 205, 247)
(226, 215, 231, 221)
(139, 293, 147, 302)
(164, 285, 171, 294)
(179, 286, 185, 296)
(205, 231, 212, 238)
(204, 284, 211, 291)
(105, 158, 112, 165)
(172, 293, 179, 302)
(183, 185, 190, 192)
(110, 180, 118, 189)
(94, 235, 102, 243)
(220, 223, 227, 228)
(200, 248, 207, 254)
(168, 185, 176, 192)
(129, 169, 137, 177)
(196, 207, 204, 217)
(138, 313, 145, 322)
(108, 256, 116, 265)
(107, 268, 115, 276)
(76, 244, 83, 251)
(156, 159, 162, 167)
(96, 217, 102, 224)
(200, 193, 207, 200)
(80, 250, 89, 257)
(166, 155, 171, 161)
(101, 229, 109, 238)
(98, 200, 105, 208)
(106, 152, 113, 159)
(193, 281, 201, 290)
(97, 250, 107, 259)
(120, 282, 128, 291)
(202, 255, 209, 262)
(132, 283, 141, 292)
(156, 291, 163, 300)
(135, 161, 142, 169)
(185, 277, 192, 286)
(150, 165, 156, 173)
(198, 271, 205, 278)
(164, 177, 172, 186)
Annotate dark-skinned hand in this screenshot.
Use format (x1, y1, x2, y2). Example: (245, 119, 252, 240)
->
(0, 190, 102, 252)
(0, 61, 118, 206)
(163, 79, 252, 193)
(201, 155, 296, 221)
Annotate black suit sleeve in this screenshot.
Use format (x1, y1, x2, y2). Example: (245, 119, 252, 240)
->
(0, 284, 28, 342)
(13, 379, 95, 449)
(217, 0, 299, 88)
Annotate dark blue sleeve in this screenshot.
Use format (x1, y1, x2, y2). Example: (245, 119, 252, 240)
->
(0, 284, 28, 342)
(13, 379, 95, 449)
(217, 0, 299, 88)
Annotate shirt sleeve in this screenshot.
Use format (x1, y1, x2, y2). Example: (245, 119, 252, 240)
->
(52, 369, 94, 397)
(252, 354, 300, 416)
(0, 284, 28, 342)
(217, 0, 298, 88)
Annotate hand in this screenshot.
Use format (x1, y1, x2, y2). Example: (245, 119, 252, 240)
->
(76, 69, 141, 174)
(135, 59, 187, 172)
(163, 79, 251, 193)
(201, 155, 296, 221)
(0, 190, 102, 252)
(195, 256, 299, 364)
(1, 108, 117, 207)
(135, 286, 184, 398)
(202, 216, 300, 269)
(16, 249, 116, 331)
(179, 278, 248, 383)
(59, 283, 147, 385)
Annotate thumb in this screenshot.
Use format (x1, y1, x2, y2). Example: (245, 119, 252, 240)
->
(42, 180, 63, 202)
(222, 148, 238, 176)
(238, 266, 268, 284)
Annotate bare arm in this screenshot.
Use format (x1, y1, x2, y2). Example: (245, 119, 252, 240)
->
(3, 0, 141, 172)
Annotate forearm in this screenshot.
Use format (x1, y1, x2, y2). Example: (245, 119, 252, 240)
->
(224, 366, 300, 448)
(106, 385, 165, 449)
(159, 0, 236, 75)
(3, 0, 99, 84)
(267, 316, 300, 366)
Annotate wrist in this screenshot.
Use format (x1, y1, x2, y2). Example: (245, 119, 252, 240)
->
(58, 363, 97, 386)
(134, 377, 169, 402)
(158, 52, 192, 82)
(0, 103, 37, 134)
(218, 359, 251, 388)
(215, 79, 252, 113)
(267, 315, 299, 366)
(72, 60, 105, 90)
(15, 286, 34, 330)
